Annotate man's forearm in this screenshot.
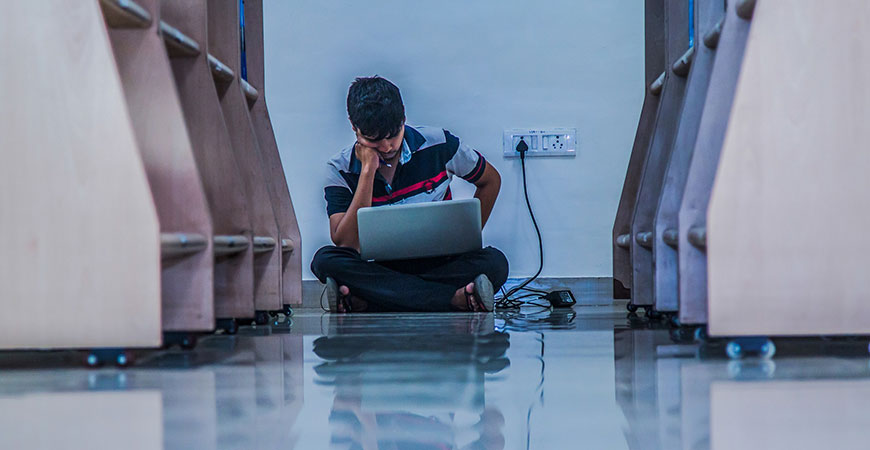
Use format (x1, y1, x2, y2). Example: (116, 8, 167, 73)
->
(333, 169, 376, 248)
(475, 182, 499, 228)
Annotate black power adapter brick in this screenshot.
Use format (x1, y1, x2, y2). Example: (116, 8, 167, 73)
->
(544, 290, 576, 308)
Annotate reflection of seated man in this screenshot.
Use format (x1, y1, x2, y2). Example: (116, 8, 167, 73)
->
(311, 76, 508, 313)
(313, 330, 510, 449)
(329, 400, 505, 450)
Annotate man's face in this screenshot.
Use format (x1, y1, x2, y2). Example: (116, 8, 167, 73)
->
(353, 124, 405, 162)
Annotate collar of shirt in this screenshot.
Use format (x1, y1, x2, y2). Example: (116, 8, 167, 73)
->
(398, 139, 412, 165)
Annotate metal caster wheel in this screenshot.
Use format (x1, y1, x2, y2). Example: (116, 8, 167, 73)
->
(115, 352, 132, 367)
(669, 327, 696, 343)
(163, 333, 198, 350)
(626, 313, 646, 328)
(268, 316, 293, 333)
(182, 337, 197, 350)
(283, 305, 294, 317)
(645, 309, 663, 320)
(85, 349, 133, 368)
(255, 311, 270, 326)
(694, 327, 708, 343)
(726, 338, 775, 360)
(85, 353, 101, 368)
(726, 341, 743, 359)
(177, 335, 197, 350)
(216, 318, 238, 335)
(626, 303, 639, 313)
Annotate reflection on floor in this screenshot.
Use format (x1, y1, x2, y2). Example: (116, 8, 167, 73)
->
(1, 302, 869, 449)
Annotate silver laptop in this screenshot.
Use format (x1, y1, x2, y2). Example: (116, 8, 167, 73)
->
(357, 199, 482, 261)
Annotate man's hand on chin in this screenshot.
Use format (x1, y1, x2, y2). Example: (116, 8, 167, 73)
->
(354, 142, 380, 174)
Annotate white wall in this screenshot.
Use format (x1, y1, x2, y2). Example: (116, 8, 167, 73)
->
(264, 0, 644, 280)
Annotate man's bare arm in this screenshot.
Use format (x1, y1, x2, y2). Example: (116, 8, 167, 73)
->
(329, 144, 380, 249)
(473, 161, 501, 228)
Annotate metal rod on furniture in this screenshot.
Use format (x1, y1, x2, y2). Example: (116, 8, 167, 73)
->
(241, 79, 259, 103)
(704, 19, 724, 49)
(159, 21, 201, 57)
(616, 234, 632, 249)
(213, 235, 249, 256)
(736, 0, 756, 20)
(99, 0, 152, 28)
(672, 47, 695, 77)
(649, 72, 666, 96)
(662, 228, 679, 248)
(161, 232, 208, 259)
(253, 236, 276, 254)
(687, 226, 707, 249)
(636, 231, 654, 249)
(281, 238, 294, 254)
(207, 54, 235, 82)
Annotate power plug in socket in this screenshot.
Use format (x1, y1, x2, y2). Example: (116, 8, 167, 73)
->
(512, 135, 538, 152)
(504, 128, 577, 157)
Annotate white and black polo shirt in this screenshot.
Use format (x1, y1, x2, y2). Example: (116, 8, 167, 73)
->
(324, 125, 487, 216)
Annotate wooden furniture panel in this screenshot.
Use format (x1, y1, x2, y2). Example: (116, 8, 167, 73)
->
(0, 1, 161, 349)
(101, 0, 215, 332)
(244, 0, 303, 307)
(652, 0, 725, 312)
(208, 0, 282, 313)
(161, 0, 256, 319)
(612, 0, 666, 299)
(677, 0, 752, 325)
(707, 0, 870, 336)
(629, 0, 690, 307)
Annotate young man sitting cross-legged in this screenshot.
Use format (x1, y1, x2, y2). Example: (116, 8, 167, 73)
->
(310, 76, 509, 312)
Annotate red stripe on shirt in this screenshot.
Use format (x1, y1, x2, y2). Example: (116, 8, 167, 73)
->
(371, 170, 449, 203)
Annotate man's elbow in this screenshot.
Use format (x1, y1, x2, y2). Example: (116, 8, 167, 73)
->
(329, 228, 344, 247)
(330, 232, 348, 248)
(330, 230, 357, 249)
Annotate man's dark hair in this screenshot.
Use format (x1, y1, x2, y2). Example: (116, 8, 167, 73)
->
(347, 76, 405, 140)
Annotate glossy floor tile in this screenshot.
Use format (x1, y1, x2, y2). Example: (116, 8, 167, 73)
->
(1, 303, 869, 449)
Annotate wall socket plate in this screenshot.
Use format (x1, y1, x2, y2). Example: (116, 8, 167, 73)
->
(503, 128, 577, 157)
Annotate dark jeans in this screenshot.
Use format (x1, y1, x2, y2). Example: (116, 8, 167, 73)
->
(310, 246, 509, 312)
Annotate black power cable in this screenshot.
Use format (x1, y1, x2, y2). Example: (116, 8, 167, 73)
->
(495, 138, 548, 310)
